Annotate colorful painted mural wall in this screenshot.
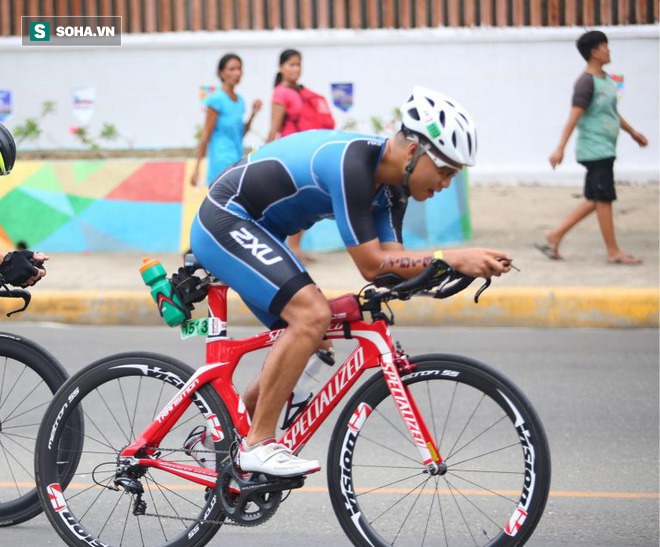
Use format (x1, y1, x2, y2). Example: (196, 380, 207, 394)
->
(0, 160, 471, 253)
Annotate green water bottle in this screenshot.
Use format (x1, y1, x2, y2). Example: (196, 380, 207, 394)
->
(140, 257, 188, 327)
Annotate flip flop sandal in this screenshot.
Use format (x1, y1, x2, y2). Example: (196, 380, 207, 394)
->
(534, 243, 562, 260)
(607, 255, 642, 265)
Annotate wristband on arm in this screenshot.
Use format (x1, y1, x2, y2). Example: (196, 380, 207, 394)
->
(433, 250, 444, 260)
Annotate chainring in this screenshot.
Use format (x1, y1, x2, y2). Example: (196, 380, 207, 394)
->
(219, 464, 282, 527)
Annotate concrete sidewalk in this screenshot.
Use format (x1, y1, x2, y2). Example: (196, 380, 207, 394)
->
(2, 184, 658, 327)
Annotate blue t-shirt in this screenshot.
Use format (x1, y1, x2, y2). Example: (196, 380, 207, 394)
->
(207, 130, 406, 247)
(204, 90, 245, 186)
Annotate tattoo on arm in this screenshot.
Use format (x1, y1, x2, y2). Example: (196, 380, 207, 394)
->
(379, 254, 434, 269)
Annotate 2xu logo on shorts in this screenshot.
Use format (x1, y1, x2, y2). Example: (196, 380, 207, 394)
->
(230, 227, 283, 266)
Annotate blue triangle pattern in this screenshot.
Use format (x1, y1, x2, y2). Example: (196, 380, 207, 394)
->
(35, 218, 89, 251)
(76, 200, 181, 252)
(20, 187, 75, 216)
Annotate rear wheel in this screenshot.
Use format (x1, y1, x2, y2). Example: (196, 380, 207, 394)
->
(35, 352, 234, 547)
(327, 354, 551, 546)
(0, 332, 81, 527)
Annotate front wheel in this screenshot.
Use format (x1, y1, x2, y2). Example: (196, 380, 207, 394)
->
(327, 354, 551, 546)
(0, 332, 82, 527)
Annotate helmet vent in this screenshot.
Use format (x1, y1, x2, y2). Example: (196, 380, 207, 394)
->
(407, 107, 420, 121)
(426, 97, 435, 107)
(467, 133, 472, 155)
(459, 112, 469, 124)
(445, 100, 455, 108)
(452, 131, 457, 147)
(439, 110, 446, 127)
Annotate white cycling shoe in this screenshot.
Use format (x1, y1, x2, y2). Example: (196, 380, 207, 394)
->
(237, 438, 321, 477)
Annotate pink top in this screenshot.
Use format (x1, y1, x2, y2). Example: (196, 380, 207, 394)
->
(272, 83, 303, 137)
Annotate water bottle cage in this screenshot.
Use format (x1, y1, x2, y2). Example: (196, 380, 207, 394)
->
(170, 267, 209, 310)
(156, 289, 192, 322)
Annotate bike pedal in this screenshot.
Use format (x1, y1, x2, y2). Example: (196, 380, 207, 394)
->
(258, 474, 306, 491)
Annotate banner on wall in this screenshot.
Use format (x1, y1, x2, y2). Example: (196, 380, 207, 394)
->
(199, 86, 218, 105)
(71, 86, 96, 125)
(0, 90, 12, 122)
(331, 83, 353, 112)
(610, 73, 624, 96)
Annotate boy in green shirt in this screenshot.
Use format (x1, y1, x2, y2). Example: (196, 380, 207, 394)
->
(540, 30, 648, 264)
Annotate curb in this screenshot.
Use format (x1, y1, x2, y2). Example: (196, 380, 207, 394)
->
(1, 288, 657, 328)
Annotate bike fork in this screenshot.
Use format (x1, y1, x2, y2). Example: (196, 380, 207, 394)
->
(381, 351, 446, 476)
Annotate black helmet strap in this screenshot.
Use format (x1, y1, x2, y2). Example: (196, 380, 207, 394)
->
(401, 138, 427, 197)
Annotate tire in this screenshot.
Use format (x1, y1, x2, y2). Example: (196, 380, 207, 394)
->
(327, 354, 551, 546)
(35, 352, 234, 547)
(0, 332, 82, 527)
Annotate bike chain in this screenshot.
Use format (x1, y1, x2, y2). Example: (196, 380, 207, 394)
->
(136, 446, 279, 527)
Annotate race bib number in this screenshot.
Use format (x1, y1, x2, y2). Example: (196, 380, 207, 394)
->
(180, 317, 225, 339)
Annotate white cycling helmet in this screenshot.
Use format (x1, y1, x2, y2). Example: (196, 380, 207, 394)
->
(400, 86, 477, 168)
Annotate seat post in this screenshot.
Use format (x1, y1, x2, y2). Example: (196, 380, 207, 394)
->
(207, 282, 229, 339)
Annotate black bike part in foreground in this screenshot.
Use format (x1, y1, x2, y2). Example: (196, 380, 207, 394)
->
(35, 352, 233, 547)
(0, 332, 82, 527)
(327, 354, 551, 547)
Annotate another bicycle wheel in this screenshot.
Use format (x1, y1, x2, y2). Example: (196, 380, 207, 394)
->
(35, 352, 233, 547)
(327, 353, 551, 547)
(0, 332, 82, 527)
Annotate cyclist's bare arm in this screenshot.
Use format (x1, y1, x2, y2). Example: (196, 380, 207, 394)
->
(347, 238, 512, 280)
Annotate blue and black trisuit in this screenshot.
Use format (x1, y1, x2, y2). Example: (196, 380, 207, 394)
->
(191, 130, 406, 328)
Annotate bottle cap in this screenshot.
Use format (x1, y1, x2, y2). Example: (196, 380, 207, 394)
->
(140, 257, 160, 274)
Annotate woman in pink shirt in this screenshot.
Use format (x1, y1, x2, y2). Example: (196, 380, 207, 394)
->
(266, 49, 312, 263)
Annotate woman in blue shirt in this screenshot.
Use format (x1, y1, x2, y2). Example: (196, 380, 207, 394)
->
(191, 53, 262, 187)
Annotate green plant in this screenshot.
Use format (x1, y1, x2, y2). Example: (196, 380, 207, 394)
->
(370, 107, 401, 136)
(69, 122, 132, 154)
(339, 118, 357, 131)
(12, 100, 57, 144)
(13, 99, 130, 154)
(193, 123, 203, 145)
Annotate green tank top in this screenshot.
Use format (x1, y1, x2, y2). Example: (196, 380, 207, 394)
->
(573, 73, 620, 162)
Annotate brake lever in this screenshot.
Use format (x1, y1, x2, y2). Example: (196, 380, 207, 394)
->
(473, 278, 491, 303)
(0, 287, 32, 317)
(433, 273, 493, 303)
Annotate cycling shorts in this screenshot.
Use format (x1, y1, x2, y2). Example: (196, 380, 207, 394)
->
(191, 202, 314, 329)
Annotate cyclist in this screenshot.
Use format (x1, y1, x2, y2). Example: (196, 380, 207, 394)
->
(190, 86, 512, 477)
(0, 124, 48, 287)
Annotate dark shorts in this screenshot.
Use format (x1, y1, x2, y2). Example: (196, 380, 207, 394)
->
(579, 157, 616, 203)
(190, 202, 313, 329)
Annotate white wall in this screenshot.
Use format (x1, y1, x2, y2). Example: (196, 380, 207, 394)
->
(1, 25, 658, 184)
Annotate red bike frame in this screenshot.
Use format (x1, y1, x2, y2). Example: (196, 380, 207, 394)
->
(120, 282, 442, 487)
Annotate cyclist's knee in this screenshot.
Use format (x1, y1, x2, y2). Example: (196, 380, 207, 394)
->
(282, 286, 331, 339)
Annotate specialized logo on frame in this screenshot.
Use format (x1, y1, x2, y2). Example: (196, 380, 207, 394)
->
(22, 16, 122, 46)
